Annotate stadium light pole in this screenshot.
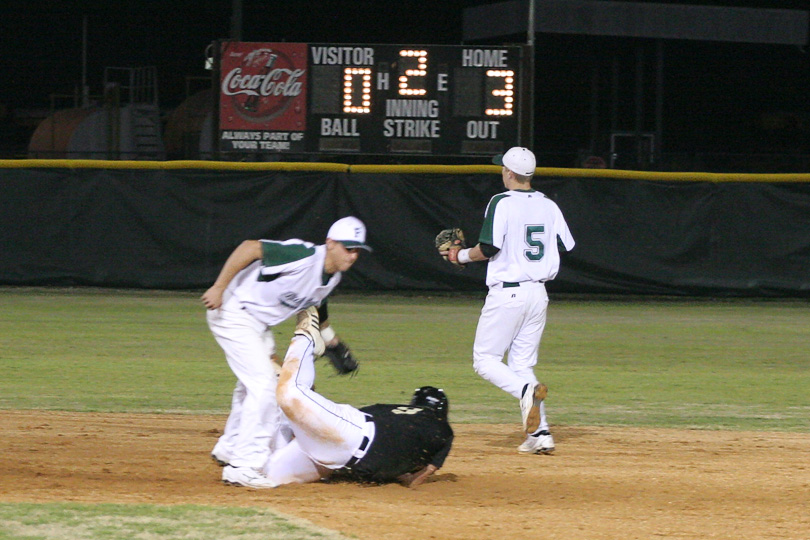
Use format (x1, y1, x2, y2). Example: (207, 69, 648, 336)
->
(526, 0, 535, 150)
(230, 0, 243, 40)
(81, 15, 90, 108)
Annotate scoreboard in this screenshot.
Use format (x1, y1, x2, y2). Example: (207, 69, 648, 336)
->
(215, 41, 526, 157)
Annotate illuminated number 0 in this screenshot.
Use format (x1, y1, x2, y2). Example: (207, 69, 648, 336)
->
(343, 67, 372, 114)
(398, 49, 427, 96)
(524, 225, 545, 261)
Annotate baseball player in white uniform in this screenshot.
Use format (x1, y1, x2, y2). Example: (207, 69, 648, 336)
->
(441, 147, 575, 454)
(223, 306, 453, 489)
(201, 216, 371, 488)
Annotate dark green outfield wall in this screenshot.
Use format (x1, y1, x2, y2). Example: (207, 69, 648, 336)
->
(1, 162, 809, 297)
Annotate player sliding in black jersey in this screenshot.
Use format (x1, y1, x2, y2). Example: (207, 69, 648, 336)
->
(221, 306, 453, 489)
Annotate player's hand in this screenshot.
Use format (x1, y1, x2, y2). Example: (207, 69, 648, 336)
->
(445, 246, 462, 264)
(397, 464, 437, 488)
(201, 286, 225, 310)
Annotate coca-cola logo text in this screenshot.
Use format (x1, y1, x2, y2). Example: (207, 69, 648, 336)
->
(221, 67, 305, 98)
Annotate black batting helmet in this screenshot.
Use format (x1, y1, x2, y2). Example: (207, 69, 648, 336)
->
(410, 386, 448, 421)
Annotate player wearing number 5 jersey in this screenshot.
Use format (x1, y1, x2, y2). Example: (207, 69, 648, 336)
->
(451, 147, 575, 455)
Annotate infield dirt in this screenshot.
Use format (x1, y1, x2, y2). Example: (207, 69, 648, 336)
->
(2, 410, 808, 539)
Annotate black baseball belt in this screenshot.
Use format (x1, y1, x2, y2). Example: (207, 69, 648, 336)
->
(344, 415, 374, 468)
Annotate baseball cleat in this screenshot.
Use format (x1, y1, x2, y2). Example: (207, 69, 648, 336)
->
(518, 431, 555, 454)
(294, 306, 325, 356)
(520, 382, 548, 434)
(222, 465, 277, 488)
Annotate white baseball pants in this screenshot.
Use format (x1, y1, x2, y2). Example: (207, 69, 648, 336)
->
(264, 335, 373, 485)
(207, 294, 280, 468)
(472, 281, 550, 431)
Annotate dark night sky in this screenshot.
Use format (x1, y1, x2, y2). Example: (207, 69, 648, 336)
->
(2, 0, 809, 163)
(2, 0, 489, 110)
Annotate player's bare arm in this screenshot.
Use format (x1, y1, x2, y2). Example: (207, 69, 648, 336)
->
(201, 240, 263, 309)
(461, 244, 489, 262)
(396, 464, 438, 488)
(440, 243, 491, 266)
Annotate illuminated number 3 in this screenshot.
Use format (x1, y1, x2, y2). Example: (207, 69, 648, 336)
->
(485, 69, 514, 116)
(524, 225, 545, 261)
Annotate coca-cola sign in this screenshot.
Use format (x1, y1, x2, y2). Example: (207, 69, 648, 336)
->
(219, 42, 307, 132)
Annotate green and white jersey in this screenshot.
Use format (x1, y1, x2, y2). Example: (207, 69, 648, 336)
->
(229, 239, 341, 326)
(478, 189, 575, 288)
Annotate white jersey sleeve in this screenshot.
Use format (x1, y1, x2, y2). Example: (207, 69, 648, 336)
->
(478, 189, 574, 287)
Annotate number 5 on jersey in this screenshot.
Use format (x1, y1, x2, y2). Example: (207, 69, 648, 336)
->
(525, 224, 545, 261)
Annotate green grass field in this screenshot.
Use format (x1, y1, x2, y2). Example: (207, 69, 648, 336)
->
(1, 287, 809, 539)
(2, 287, 808, 430)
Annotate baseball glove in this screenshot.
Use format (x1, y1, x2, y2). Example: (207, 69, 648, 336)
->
(323, 340, 359, 376)
(435, 228, 467, 267)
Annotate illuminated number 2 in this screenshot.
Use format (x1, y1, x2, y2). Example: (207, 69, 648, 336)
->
(485, 70, 514, 116)
(343, 67, 372, 114)
(398, 49, 427, 96)
(524, 225, 545, 261)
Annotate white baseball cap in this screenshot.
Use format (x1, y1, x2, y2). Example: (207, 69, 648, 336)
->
(492, 147, 536, 176)
(327, 216, 372, 252)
